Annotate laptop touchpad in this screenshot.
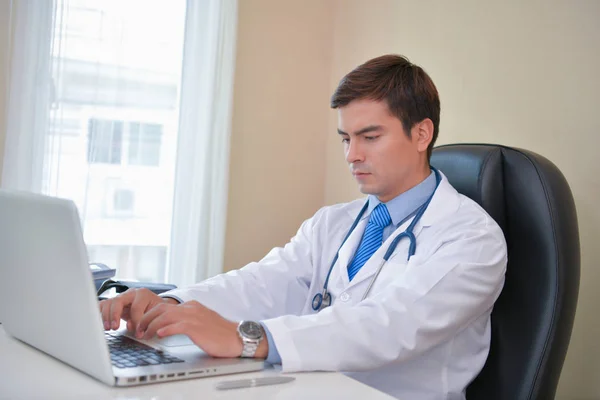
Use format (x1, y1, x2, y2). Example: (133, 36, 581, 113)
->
(152, 334, 194, 347)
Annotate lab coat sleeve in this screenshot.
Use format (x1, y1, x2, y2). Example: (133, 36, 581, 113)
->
(261, 216, 507, 372)
(159, 207, 326, 322)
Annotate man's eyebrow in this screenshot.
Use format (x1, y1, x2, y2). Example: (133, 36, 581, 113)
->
(337, 125, 384, 136)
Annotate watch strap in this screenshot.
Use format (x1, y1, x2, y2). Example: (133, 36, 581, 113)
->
(237, 321, 264, 358)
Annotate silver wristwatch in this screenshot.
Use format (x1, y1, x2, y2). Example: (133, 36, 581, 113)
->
(237, 320, 264, 358)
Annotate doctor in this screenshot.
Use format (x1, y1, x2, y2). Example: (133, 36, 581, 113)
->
(100, 54, 507, 399)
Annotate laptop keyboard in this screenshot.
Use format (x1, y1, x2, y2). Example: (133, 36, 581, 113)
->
(105, 332, 185, 369)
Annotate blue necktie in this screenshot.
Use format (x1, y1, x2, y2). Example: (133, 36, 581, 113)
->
(347, 203, 392, 281)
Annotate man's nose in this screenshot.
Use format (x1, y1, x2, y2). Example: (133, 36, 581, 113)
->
(345, 140, 364, 164)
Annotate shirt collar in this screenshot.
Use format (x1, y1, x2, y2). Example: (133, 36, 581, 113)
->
(367, 170, 437, 227)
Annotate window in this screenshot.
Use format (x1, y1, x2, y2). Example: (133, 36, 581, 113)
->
(102, 180, 136, 218)
(44, 0, 186, 282)
(4, 0, 237, 286)
(128, 122, 162, 166)
(113, 189, 134, 213)
(87, 119, 123, 164)
(87, 119, 162, 166)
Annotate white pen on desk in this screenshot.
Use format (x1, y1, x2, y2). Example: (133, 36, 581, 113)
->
(215, 376, 296, 390)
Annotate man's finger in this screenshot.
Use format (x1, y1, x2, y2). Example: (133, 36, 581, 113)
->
(121, 307, 131, 322)
(108, 290, 136, 330)
(100, 301, 111, 330)
(129, 291, 150, 332)
(137, 303, 171, 337)
(156, 321, 192, 339)
(142, 311, 178, 340)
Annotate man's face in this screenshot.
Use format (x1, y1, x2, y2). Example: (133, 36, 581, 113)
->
(337, 99, 428, 202)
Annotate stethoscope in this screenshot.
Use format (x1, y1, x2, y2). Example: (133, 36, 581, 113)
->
(311, 168, 442, 311)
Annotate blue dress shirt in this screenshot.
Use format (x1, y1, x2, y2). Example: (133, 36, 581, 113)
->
(261, 170, 437, 365)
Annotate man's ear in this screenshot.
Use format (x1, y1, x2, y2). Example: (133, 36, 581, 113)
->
(413, 118, 434, 154)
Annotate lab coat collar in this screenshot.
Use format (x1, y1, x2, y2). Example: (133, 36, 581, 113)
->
(418, 171, 461, 227)
(342, 171, 460, 227)
(340, 171, 461, 289)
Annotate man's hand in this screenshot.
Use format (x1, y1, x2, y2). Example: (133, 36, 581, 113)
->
(99, 288, 178, 333)
(136, 300, 248, 358)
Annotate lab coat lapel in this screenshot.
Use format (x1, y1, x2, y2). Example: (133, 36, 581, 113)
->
(334, 212, 369, 286)
(417, 172, 460, 227)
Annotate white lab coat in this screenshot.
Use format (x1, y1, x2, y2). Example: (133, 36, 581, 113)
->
(166, 172, 507, 400)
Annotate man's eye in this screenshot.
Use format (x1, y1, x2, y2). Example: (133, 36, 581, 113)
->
(365, 136, 379, 141)
(341, 138, 350, 144)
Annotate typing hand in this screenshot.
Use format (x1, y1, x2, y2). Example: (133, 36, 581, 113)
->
(136, 300, 244, 358)
(98, 288, 178, 332)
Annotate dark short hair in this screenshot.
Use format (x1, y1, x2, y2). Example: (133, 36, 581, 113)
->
(330, 54, 440, 160)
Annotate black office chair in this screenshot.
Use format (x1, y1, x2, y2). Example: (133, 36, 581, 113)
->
(430, 144, 580, 400)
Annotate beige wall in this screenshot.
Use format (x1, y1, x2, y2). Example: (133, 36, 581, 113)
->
(324, 1, 600, 399)
(0, 0, 11, 182)
(223, 0, 334, 271)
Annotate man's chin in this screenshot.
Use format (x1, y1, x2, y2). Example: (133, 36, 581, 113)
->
(357, 184, 377, 196)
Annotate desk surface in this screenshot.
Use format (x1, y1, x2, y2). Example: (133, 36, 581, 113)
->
(0, 326, 394, 400)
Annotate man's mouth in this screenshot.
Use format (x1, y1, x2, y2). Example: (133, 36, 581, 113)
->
(352, 171, 370, 177)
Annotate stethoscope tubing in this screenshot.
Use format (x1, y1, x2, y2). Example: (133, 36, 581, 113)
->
(312, 168, 442, 311)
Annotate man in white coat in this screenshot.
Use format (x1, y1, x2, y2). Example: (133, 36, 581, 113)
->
(100, 54, 507, 399)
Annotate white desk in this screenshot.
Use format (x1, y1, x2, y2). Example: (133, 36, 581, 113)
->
(0, 326, 394, 400)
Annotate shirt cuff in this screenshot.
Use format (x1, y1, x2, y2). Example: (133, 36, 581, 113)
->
(159, 294, 184, 304)
(260, 322, 282, 365)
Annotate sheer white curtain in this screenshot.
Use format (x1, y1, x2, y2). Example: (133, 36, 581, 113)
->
(2, 0, 53, 193)
(1, 0, 238, 287)
(168, 0, 238, 285)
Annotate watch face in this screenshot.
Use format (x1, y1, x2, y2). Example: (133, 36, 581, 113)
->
(240, 321, 263, 340)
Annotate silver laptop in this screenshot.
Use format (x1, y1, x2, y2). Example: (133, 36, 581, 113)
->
(0, 189, 265, 386)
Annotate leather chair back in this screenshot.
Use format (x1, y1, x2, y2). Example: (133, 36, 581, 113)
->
(431, 144, 580, 400)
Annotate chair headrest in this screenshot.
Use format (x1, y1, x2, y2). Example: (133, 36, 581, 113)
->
(431, 145, 506, 232)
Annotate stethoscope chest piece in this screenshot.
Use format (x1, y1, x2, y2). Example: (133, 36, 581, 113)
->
(312, 290, 332, 311)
